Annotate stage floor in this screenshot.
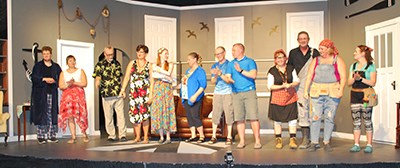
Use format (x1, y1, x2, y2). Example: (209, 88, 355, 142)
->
(0, 134, 399, 166)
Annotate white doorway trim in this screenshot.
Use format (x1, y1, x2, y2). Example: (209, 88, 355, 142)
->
(365, 17, 400, 143)
(144, 15, 177, 90)
(286, 11, 324, 52)
(57, 39, 98, 136)
(215, 16, 244, 61)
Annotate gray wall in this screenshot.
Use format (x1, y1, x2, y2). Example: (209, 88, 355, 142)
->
(10, 0, 400, 136)
(11, 0, 179, 135)
(180, 2, 328, 129)
(328, 0, 400, 133)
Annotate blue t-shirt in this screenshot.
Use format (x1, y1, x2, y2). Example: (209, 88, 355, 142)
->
(211, 60, 232, 94)
(226, 56, 257, 93)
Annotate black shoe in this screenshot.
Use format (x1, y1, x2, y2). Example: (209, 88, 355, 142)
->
(37, 138, 47, 144)
(324, 143, 333, 152)
(107, 138, 116, 143)
(47, 137, 59, 143)
(308, 143, 320, 152)
(120, 137, 128, 142)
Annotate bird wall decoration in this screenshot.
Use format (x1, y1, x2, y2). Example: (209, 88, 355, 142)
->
(186, 30, 197, 39)
(199, 22, 209, 32)
(252, 17, 262, 29)
(269, 25, 279, 36)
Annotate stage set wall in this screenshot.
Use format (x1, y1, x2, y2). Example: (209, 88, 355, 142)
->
(8, 0, 400, 138)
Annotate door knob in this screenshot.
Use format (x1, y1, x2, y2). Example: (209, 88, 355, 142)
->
(392, 81, 396, 90)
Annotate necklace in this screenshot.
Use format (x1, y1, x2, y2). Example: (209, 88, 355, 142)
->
(277, 66, 288, 83)
(137, 59, 147, 71)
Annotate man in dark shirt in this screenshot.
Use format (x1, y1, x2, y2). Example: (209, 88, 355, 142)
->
(287, 31, 320, 149)
(93, 46, 127, 142)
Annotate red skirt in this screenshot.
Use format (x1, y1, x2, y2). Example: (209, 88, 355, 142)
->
(58, 87, 88, 133)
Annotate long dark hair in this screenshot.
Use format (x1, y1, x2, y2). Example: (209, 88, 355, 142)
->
(358, 45, 374, 63)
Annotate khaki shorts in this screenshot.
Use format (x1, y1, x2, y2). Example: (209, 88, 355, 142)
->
(212, 94, 234, 125)
(232, 90, 259, 121)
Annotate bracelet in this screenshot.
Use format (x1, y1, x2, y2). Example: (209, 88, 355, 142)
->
(240, 69, 244, 73)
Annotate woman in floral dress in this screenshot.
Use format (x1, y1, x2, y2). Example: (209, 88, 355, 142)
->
(150, 48, 176, 144)
(120, 44, 153, 143)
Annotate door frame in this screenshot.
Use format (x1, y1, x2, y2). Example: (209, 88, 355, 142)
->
(286, 11, 324, 52)
(57, 39, 98, 136)
(365, 16, 400, 143)
(215, 16, 244, 61)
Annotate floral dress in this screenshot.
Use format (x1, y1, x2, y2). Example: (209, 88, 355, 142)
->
(150, 69, 177, 134)
(129, 60, 150, 124)
(58, 69, 88, 133)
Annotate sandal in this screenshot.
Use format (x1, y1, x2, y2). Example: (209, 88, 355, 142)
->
(142, 138, 149, 144)
(197, 137, 205, 143)
(163, 139, 171, 144)
(225, 138, 232, 145)
(83, 136, 90, 143)
(133, 138, 141, 144)
(208, 137, 217, 144)
(67, 138, 77, 144)
(158, 138, 165, 144)
(185, 137, 197, 142)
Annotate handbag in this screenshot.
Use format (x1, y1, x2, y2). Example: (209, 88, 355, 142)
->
(363, 88, 378, 107)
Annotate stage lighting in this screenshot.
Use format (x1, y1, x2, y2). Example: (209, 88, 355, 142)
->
(224, 151, 234, 168)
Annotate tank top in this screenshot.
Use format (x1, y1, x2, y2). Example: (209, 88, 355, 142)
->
(64, 68, 82, 82)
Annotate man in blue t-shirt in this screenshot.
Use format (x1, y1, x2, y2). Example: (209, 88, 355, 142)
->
(208, 46, 234, 145)
(225, 43, 261, 149)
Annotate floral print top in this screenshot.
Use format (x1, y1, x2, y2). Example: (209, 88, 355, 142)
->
(92, 59, 123, 97)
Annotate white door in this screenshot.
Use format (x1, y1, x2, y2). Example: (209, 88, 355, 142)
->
(286, 11, 324, 52)
(57, 40, 96, 136)
(366, 17, 400, 143)
(145, 15, 177, 80)
(215, 16, 244, 61)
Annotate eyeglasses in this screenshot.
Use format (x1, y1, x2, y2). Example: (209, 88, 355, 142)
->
(214, 51, 224, 56)
(105, 53, 113, 56)
(275, 56, 285, 59)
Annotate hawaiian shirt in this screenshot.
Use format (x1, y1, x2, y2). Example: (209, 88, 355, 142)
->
(92, 59, 123, 97)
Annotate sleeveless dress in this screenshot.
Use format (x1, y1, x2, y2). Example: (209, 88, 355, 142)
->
(58, 68, 88, 133)
(150, 67, 177, 134)
(129, 60, 150, 124)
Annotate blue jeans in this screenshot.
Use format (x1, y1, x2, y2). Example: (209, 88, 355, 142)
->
(310, 95, 340, 144)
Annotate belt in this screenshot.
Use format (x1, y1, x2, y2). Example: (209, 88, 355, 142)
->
(351, 88, 365, 92)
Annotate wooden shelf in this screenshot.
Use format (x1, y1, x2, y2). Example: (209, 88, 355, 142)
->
(0, 39, 8, 105)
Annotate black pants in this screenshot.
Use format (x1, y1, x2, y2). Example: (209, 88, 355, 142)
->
(183, 99, 203, 128)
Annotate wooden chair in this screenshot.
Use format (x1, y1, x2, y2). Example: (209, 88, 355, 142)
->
(0, 91, 10, 146)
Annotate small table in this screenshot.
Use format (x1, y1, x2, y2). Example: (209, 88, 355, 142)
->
(17, 105, 30, 142)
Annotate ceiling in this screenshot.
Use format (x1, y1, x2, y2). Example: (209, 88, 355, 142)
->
(133, 0, 275, 7)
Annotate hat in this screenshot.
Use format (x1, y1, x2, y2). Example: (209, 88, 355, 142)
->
(319, 39, 339, 55)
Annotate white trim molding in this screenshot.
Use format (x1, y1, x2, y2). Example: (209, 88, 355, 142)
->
(116, 0, 327, 10)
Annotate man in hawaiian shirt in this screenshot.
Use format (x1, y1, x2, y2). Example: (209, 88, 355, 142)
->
(93, 46, 127, 142)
